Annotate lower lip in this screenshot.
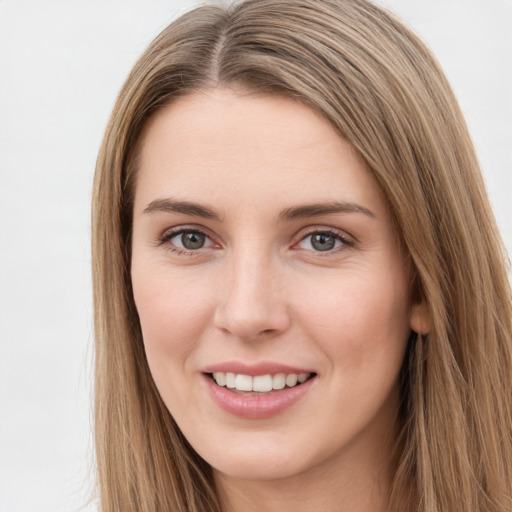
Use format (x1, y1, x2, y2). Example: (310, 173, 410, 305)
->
(203, 374, 316, 419)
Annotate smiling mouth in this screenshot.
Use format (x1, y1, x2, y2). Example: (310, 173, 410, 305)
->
(208, 372, 316, 394)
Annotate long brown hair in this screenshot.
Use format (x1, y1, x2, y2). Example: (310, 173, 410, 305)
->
(92, 1, 512, 510)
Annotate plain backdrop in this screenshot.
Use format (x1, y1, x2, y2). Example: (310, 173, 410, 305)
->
(0, 1, 511, 511)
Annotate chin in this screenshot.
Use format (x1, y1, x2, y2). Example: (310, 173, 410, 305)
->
(192, 431, 328, 483)
(211, 454, 307, 482)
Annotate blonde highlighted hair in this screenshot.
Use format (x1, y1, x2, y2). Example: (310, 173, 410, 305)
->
(92, 1, 512, 510)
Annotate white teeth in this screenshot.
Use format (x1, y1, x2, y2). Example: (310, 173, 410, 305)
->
(235, 374, 253, 391)
(212, 371, 312, 391)
(213, 372, 226, 386)
(272, 373, 286, 390)
(285, 374, 298, 387)
(225, 372, 236, 389)
(253, 375, 273, 392)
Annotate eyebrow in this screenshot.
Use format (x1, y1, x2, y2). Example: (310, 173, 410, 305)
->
(278, 202, 375, 220)
(142, 198, 374, 221)
(143, 199, 223, 220)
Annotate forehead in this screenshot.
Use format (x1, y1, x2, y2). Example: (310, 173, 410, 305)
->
(138, 88, 352, 162)
(134, 88, 386, 218)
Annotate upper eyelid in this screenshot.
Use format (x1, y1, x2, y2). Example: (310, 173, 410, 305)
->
(156, 227, 218, 256)
(160, 224, 214, 240)
(294, 225, 355, 243)
(155, 225, 217, 251)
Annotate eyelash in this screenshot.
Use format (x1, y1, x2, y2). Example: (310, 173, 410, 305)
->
(296, 229, 355, 254)
(157, 227, 355, 255)
(157, 227, 215, 256)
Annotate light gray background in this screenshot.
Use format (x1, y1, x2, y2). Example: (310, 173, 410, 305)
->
(0, 1, 510, 511)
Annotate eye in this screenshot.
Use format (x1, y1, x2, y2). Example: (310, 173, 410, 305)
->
(174, 231, 207, 250)
(296, 230, 351, 252)
(159, 228, 216, 253)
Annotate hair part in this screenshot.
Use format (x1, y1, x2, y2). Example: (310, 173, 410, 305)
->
(92, 1, 512, 510)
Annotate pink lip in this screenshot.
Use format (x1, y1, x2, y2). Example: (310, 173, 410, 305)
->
(202, 372, 316, 420)
(202, 361, 314, 376)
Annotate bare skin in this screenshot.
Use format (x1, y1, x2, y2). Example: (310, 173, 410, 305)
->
(131, 87, 430, 511)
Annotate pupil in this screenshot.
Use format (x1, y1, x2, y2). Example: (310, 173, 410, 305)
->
(312, 234, 335, 251)
(182, 232, 205, 250)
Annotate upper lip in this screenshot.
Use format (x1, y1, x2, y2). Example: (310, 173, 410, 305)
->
(201, 361, 316, 376)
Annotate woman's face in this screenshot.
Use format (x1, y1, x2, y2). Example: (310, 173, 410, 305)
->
(131, 89, 428, 484)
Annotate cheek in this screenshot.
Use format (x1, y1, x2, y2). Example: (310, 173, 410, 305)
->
(293, 265, 411, 374)
(131, 264, 219, 424)
(131, 263, 215, 368)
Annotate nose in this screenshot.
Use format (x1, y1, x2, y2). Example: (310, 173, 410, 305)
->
(213, 248, 291, 342)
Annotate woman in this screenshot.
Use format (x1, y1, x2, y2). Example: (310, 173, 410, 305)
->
(91, 0, 512, 510)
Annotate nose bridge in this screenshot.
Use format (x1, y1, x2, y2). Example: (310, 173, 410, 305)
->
(214, 241, 289, 340)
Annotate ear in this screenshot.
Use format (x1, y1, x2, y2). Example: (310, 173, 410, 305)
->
(409, 299, 433, 335)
